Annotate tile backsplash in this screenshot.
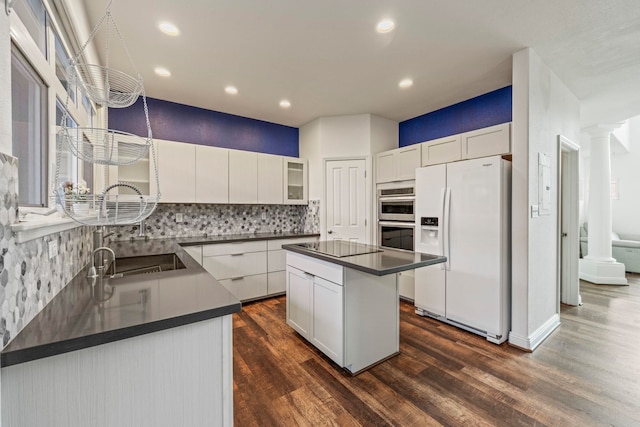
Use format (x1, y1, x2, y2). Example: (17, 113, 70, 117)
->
(111, 200, 320, 240)
(0, 153, 93, 348)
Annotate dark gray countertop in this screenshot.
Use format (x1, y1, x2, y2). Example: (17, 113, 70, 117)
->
(1, 232, 318, 367)
(282, 242, 447, 276)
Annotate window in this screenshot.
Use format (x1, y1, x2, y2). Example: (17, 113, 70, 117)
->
(11, 44, 48, 207)
(55, 99, 79, 185)
(54, 30, 75, 104)
(13, 0, 48, 58)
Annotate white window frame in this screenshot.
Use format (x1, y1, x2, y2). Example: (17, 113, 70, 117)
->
(10, 0, 99, 215)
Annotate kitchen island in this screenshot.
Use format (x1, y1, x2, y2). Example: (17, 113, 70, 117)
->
(283, 241, 446, 374)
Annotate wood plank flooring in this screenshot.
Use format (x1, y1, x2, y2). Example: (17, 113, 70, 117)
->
(233, 274, 640, 426)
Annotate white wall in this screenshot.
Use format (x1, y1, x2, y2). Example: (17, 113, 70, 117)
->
(299, 114, 398, 242)
(611, 116, 640, 239)
(511, 48, 580, 350)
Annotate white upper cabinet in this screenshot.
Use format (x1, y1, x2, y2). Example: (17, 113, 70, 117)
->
(257, 153, 283, 204)
(283, 157, 308, 205)
(420, 135, 462, 166)
(154, 139, 307, 205)
(115, 134, 152, 196)
(375, 145, 421, 183)
(461, 123, 511, 160)
(229, 150, 258, 204)
(195, 145, 229, 203)
(376, 151, 396, 183)
(155, 139, 196, 203)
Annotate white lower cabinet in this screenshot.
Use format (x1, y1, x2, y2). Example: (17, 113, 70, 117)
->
(311, 276, 344, 365)
(398, 269, 415, 300)
(286, 265, 344, 366)
(218, 274, 268, 302)
(286, 266, 313, 337)
(286, 251, 398, 374)
(267, 236, 320, 295)
(192, 235, 319, 302)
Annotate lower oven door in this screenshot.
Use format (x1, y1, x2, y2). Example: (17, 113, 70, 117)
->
(378, 221, 415, 252)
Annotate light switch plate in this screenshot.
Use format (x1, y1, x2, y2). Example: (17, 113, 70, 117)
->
(175, 213, 184, 223)
(48, 240, 57, 259)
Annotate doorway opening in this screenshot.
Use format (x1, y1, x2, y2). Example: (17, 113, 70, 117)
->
(557, 135, 581, 307)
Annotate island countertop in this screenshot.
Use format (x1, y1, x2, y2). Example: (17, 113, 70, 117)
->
(282, 241, 446, 276)
(1, 232, 318, 368)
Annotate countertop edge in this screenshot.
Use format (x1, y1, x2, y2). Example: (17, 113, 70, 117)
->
(282, 244, 447, 276)
(176, 232, 320, 247)
(1, 302, 241, 368)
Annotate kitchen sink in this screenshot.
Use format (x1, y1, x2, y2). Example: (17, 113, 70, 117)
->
(105, 253, 186, 278)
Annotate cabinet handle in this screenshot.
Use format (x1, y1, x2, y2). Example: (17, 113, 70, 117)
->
(230, 276, 244, 281)
(231, 253, 244, 257)
(304, 272, 315, 279)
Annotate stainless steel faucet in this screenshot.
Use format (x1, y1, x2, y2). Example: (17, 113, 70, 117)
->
(87, 227, 116, 279)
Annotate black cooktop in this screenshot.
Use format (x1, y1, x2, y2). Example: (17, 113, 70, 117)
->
(295, 241, 382, 258)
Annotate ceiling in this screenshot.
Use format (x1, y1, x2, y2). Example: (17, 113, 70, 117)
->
(82, 0, 640, 128)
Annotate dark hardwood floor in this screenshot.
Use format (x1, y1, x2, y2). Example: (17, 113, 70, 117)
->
(233, 274, 640, 426)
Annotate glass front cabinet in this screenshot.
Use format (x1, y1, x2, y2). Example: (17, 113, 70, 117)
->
(283, 158, 308, 205)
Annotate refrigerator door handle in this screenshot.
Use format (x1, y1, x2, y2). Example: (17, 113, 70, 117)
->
(439, 187, 446, 270)
(443, 187, 451, 271)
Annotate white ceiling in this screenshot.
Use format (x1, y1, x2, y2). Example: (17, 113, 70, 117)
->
(83, 0, 640, 128)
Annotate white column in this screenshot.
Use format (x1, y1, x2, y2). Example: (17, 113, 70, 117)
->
(579, 125, 627, 285)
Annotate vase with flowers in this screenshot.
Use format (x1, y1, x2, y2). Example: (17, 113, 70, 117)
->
(64, 181, 91, 216)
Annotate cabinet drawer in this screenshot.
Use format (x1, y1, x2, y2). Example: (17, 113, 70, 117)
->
(202, 252, 267, 280)
(267, 236, 319, 251)
(202, 240, 267, 257)
(267, 271, 286, 294)
(286, 252, 343, 285)
(218, 274, 268, 301)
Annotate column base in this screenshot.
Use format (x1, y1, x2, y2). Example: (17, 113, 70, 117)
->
(579, 258, 628, 285)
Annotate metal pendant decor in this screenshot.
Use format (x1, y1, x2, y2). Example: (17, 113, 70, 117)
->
(54, 1, 160, 226)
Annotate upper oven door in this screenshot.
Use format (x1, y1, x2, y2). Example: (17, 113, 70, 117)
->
(378, 197, 415, 221)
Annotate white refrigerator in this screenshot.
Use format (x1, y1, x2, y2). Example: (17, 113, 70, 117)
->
(414, 155, 511, 344)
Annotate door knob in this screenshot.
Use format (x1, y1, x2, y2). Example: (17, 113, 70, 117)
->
(562, 232, 568, 237)
(327, 230, 333, 234)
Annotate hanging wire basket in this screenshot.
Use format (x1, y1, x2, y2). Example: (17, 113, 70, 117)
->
(58, 127, 150, 166)
(53, 183, 159, 226)
(71, 63, 143, 108)
(53, 2, 161, 227)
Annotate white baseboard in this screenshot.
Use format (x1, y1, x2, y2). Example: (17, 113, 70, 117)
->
(508, 314, 560, 351)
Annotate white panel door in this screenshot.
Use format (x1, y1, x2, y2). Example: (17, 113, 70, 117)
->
(229, 150, 258, 204)
(195, 145, 229, 203)
(325, 159, 367, 243)
(414, 165, 447, 316)
(445, 157, 503, 333)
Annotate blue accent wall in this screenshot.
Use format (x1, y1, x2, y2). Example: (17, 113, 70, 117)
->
(399, 86, 512, 147)
(109, 97, 299, 157)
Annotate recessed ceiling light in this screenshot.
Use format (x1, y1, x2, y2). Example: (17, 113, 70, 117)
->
(279, 100, 291, 108)
(376, 19, 395, 33)
(225, 86, 238, 95)
(398, 78, 413, 88)
(158, 21, 180, 36)
(154, 67, 171, 77)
